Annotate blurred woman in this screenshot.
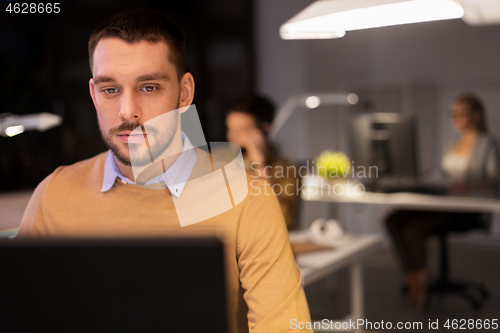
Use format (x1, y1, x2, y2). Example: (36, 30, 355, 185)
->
(386, 93, 499, 307)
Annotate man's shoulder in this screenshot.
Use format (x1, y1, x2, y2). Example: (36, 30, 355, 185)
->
(193, 146, 266, 185)
(190, 146, 276, 205)
(47, 152, 108, 187)
(17, 152, 109, 235)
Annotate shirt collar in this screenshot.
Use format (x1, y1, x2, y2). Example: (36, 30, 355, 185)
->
(100, 132, 197, 198)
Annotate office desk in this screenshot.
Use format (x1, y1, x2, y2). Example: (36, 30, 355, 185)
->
(290, 230, 382, 333)
(301, 183, 500, 213)
(0, 228, 19, 239)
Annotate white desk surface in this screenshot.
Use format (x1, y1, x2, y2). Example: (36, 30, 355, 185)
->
(289, 231, 382, 287)
(301, 186, 500, 213)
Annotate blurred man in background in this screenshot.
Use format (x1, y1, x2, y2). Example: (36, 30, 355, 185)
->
(226, 96, 300, 229)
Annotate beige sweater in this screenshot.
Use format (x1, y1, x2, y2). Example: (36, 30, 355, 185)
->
(17, 149, 312, 333)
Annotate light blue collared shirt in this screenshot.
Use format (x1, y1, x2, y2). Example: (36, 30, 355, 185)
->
(100, 132, 197, 198)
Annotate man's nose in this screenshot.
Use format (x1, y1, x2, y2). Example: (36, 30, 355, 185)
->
(119, 91, 142, 121)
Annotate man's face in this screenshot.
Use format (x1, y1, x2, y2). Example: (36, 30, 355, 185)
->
(89, 38, 182, 166)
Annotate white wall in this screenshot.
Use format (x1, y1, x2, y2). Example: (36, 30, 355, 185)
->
(255, 0, 310, 161)
(256, 0, 500, 230)
(257, 1, 500, 161)
(255, 0, 308, 106)
(303, 18, 500, 88)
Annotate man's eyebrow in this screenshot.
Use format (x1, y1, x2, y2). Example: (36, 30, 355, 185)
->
(92, 73, 169, 84)
(93, 76, 115, 84)
(136, 72, 170, 82)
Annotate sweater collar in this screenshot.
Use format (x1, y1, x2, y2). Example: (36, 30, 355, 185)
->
(100, 132, 197, 198)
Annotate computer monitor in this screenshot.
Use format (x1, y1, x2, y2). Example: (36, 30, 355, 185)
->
(351, 113, 418, 180)
(0, 237, 227, 333)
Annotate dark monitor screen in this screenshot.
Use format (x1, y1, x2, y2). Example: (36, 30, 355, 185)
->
(0, 237, 227, 333)
(351, 113, 418, 179)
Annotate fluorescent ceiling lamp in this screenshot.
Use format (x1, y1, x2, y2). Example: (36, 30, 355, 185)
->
(458, 0, 500, 25)
(280, 0, 465, 40)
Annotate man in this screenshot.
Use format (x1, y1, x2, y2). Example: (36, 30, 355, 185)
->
(17, 9, 312, 332)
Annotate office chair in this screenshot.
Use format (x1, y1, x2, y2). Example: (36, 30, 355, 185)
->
(426, 231, 489, 310)
(399, 214, 491, 310)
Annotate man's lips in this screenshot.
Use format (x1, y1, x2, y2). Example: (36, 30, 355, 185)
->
(117, 131, 147, 143)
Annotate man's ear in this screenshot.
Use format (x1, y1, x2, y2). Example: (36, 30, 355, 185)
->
(178, 72, 195, 111)
(89, 78, 97, 107)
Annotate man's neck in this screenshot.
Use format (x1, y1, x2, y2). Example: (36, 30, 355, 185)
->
(114, 155, 136, 181)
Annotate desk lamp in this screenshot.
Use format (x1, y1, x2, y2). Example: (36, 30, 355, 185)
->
(0, 113, 62, 137)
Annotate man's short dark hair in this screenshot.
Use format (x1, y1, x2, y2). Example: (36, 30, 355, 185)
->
(229, 96, 275, 126)
(88, 9, 186, 80)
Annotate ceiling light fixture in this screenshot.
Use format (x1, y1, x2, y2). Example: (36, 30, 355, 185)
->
(281, 0, 465, 40)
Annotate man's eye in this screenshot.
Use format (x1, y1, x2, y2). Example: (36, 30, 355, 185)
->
(142, 86, 157, 93)
(103, 88, 118, 94)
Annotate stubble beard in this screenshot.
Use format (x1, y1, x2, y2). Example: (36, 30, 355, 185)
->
(99, 109, 180, 167)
